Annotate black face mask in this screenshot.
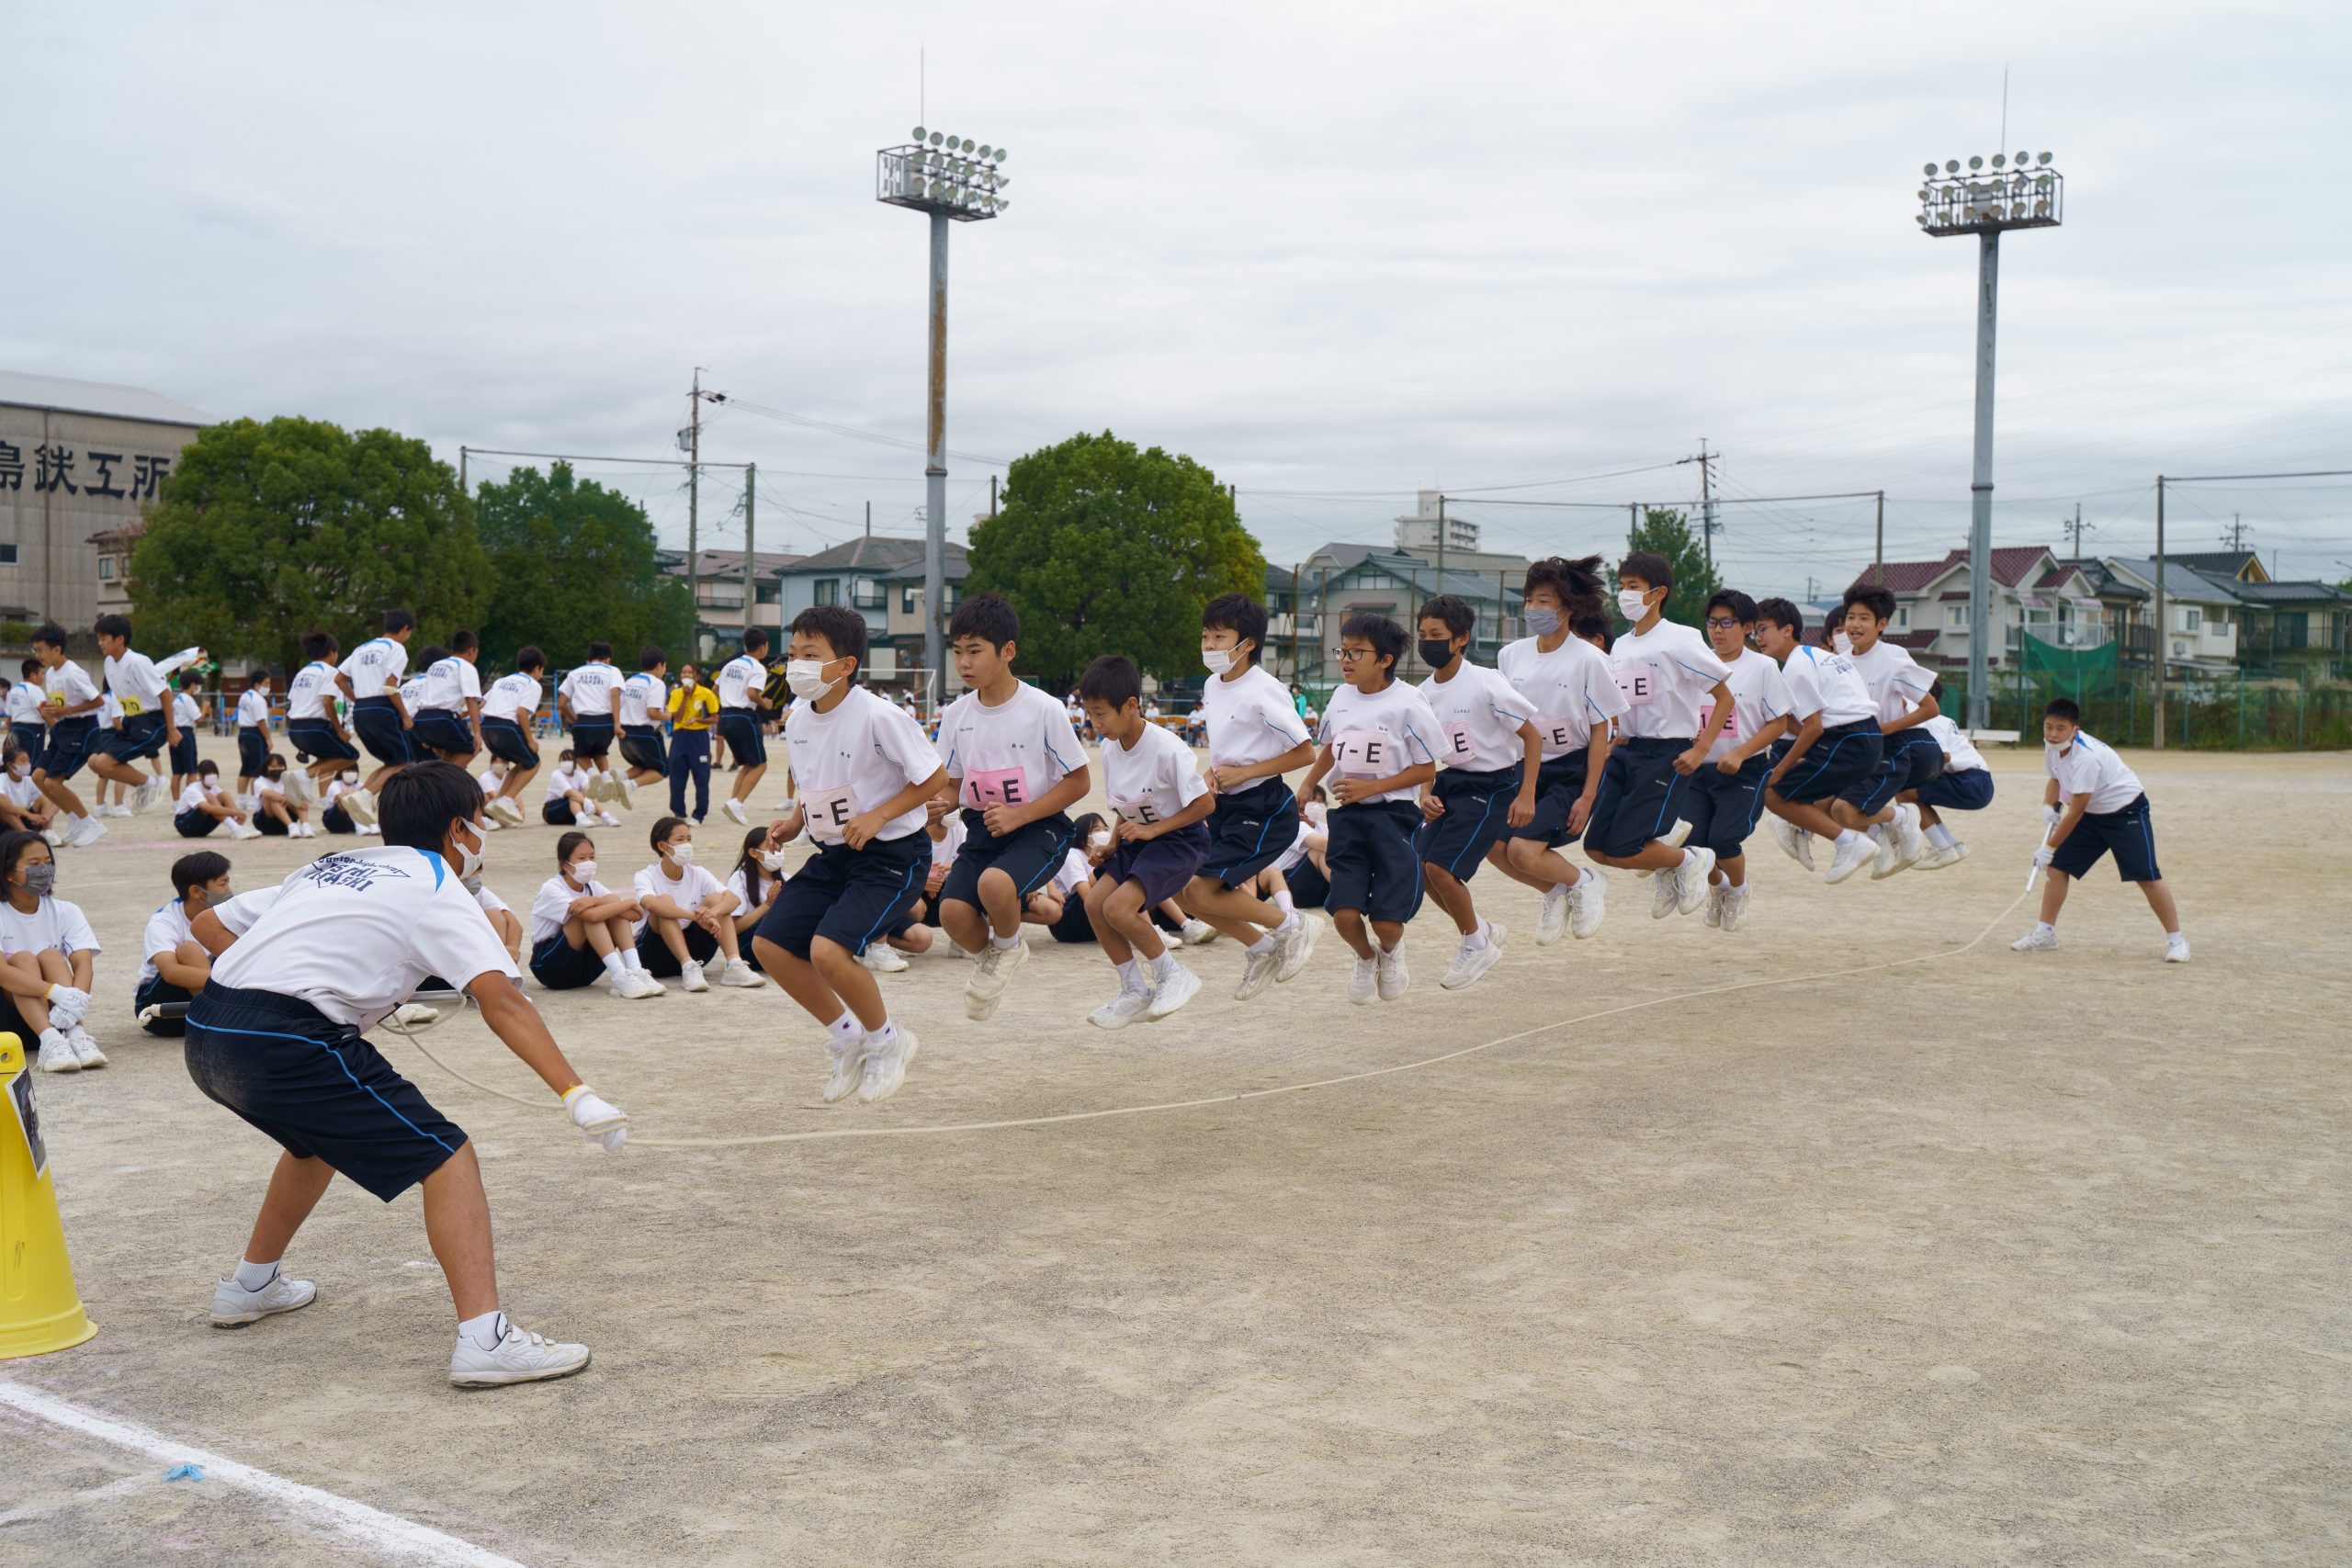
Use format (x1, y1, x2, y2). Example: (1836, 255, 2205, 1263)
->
(1418, 637, 1455, 670)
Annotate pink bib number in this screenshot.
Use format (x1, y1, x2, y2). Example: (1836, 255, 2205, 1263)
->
(1699, 703, 1740, 741)
(961, 766, 1031, 810)
(1535, 714, 1577, 756)
(1615, 666, 1657, 706)
(1442, 720, 1474, 761)
(1109, 793, 1161, 825)
(802, 784, 854, 844)
(1334, 728, 1390, 778)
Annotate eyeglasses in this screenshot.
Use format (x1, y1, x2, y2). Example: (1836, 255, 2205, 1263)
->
(1332, 647, 1375, 662)
(1704, 617, 1743, 630)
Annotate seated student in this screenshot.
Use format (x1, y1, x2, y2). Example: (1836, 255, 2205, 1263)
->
(175, 760, 263, 840)
(0, 746, 60, 840)
(1839, 588, 1937, 878)
(468, 875, 525, 963)
(616, 646, 671, 808)
(723, 827, 789, 955)
(632, 815, 763, 990)
(1684, 591, 1792, 931)
(480, 647, 547, 828)
(1753, 600, 1884, 885)
(1079, 656, 1216, 1026)
(182, 760, 624, 1385)
(320, 768, 371, 835)
(1264, 786, 1330, 911)
(1906, 680, 1994, 870)
(169, 673, 205, 799)
(1297, 613, 1445, 1004)
(1413, 594, 1541, 991)
(137, 852, 236, 1035)
(477, 760, 510, 825)
(541, 750, 611, 828)
(2014, 698, 2188, 962)
(880, 809, 964, 958)
(6, 661, 45, 781)
(253, 756, 317, 838)
(0, 829, 105, 1071)
(528, 831, 657, 997)
(556, 642, 624, 805)
(1030, 829, 1097, 942)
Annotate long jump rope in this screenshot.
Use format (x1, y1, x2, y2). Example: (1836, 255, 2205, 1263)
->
(387, 835, 2054, 1151)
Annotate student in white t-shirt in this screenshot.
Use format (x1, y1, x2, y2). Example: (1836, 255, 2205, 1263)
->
(236, 671, 276, 793)
(169, 672, 206, 799)
(333, 608, 418, 795)
(175, 760, 264, 840)
(0, 744, 58, 840)
(1756, 600, 1890, 886)
(721, 826, 790, 950)
(479, 648, 548, 828)
(1075, 656, 1216, 1028)
(614, 646, 671, 807)
(1842, 587, 1939, 877)
(632, 815, 763, 992)
(1297, 613, 1445, 1005)
(1027, 833, 1095, 934)
(135, 851, 238, 1036)
(712, 627, 776, 825)
(253, 755, 318, 838)
(1414, 596, 1541, 992)
(410, 630, 487, 766)
(540, 749, 616, 829)
(320, 768, 378, 836)
(1682, 591, 1793, 931)
(1907, 685, 1995, 870)
(527, 829, 656, 997)
(286, 631, 364, 803)
(556, 642, 624, 804)
(0, 830, 105, 1071)
(2014, 698, 2188, 962)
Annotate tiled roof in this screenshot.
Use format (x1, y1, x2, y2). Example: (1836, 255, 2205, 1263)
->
(1848, 545, 2053, 596)
(783, 536, 970, 578)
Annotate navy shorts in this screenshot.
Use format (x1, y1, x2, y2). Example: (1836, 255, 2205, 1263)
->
(322, 803, 356, 833)
(570, 719, 616, 761)
(37, 716, 98, 781)
(1683, 754, 1773, 859)
(618, 725, 668, 773)
(412, 709, 475, 756)
(943, 810, 1076, 910)
(1198, 777, 1298, 887)
(175, 807, 221, 838)
(238, 727, 270, 776)
(288, 717, 358, 763)
(351, 698, 411, 767)
(136, 973, 193, 1037)
(529, 931, 606, 990)
(717, 711, 766, 769)
(14, 726, 42, 773)
(542, 797, 584, 827)
(1048, 898, 1099, 943)
(1582, 738, 1699, 859)
(1324, 798, 1427, 924)
(255, 807, 291, 835)
(1917, 767, 1995, 812)
(1508, 751, 1591, 847)
(636, 919, 718, 976)
(2052, 793, 2161, 882)
(169, 728, 199, 776)
(1858, 728, 1945, 815)
(1419, 764, 1522, 881)
(1773, 719, 1884, 807)
(1098, 820, 1212, 907)
(100, 710, 168, 762)
(755, 833, 932, 959)
(481, 716, 537, 768)
(184, 984, 468, 1202)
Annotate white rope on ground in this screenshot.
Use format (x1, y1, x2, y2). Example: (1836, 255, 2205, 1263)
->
(390, 883, 2036, 1150)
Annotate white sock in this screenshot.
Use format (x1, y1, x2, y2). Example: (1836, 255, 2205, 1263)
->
(71, 814, 89, 827)
(864, 1020, 899, 1048)
(1272, 890, 1295, 917)
(1246, 933, 1276, 955)
(232, 1258, 279, 1292)
(1836, 829, 1861, 847)
(620, 947, 646, 974)
(1151, 949, 1181, 983)
(827, 1010, 861, 1045)
(600, 952, 627, 983)
(1116, 959, 1144, 991)
(1927, 824, 1956, 849)
(2033, 921, 2055, 937)
(1463, 919, 1489, 951)
(457, 1310, 508, 1351)
(1274, 908, 1300, 935)
(989, 932, 1019, 952)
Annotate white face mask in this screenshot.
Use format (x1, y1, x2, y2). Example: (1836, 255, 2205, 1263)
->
(1200, 647, 1234, 675)
(1832, 631, 1855, 656)
(453, 820, 487, 881)
(461, 871, 484, 895)
(570, 858, 598, 883)
(1617, 589, 1653, 622)
(1088, 830, 1112, 851)
(785, 659, 841, 700)
(341, 771, 359, 786)
(7, 762, 26, 780)
(667, 841, 695, 865)
(759, 849, 791, 873)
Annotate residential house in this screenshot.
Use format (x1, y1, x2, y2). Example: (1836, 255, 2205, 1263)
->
(1847, 545, 2105, 670)
(660, 548, 803, 658)
(2098, 558, 2243, 677)
(1285, 545, 1524, 690)
(775, 535, 968, 696)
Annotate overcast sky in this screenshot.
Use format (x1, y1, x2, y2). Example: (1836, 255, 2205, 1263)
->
(9, 1, 2350, 599)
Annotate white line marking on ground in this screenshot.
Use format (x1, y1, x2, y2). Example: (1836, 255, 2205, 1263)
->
(0, 1381, 526, 1566)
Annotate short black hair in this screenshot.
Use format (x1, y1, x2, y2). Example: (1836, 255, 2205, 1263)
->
(1200, 593, 1269, 664)
(1340, 612, 1407, 677)
(378, 761, 484, 852)
(741, 626, 769, 655)
(649, 814, 689, 852)
(790, 605, 867, 671)
(1077, 654, 1141, 709)
(1704, 589, 1759, 625)
(302, 630, 337, 661)
(1620, 551, 1674, 592)
(947, 592, 1019, 651)
(171, 851, 232, 900)
(384, 608, 416, 635)
(2044, 697, 2082, 722)
(450, 629, 479, 656)
(18, 659, 38, 679)
(515, 645, 546, 674)
(1418, 594, 1476, 639)
(1523, 555, 1605, 610)
(415, 645, 449, 669)
(1843, 586, 1897, 624)
(31, 624, 68, 651)
(1569, 607, 1612, 649)
(1928, 677, 1946, 704)
(94, 613, 132, 642)
(0, 829, 44, 888)
(555, 829, 594, 866)
(638, 644, 666, 671)
(198, 756, 220, 775)
(587, 640, 613, 661)
(1754, 596, 1805, 637)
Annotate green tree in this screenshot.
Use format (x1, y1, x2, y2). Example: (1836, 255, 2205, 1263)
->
(130, 417, 488, 668)
(1608, 505, 1722, 629)
(471, 463, 695, 669)
(966, 431, 1266, 688)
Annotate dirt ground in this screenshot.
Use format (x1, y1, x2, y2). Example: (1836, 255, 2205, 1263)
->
(2, 740, 2346, 1566)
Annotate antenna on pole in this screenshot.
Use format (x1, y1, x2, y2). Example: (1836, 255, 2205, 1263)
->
(2000, 65, 2009, 151)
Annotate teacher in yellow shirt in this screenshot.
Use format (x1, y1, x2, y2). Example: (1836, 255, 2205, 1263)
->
(666, 663, 720, 821)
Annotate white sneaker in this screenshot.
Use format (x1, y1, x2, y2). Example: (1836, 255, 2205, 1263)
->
(597, 810, 623, 828)
(821, 1035, 867, 1102)
(722, 797, 748, 825)
(2164, 933, 2191, 964)
(1702, 884, 1725, 929)
(340, 789, 377, 826)
(1143, 962, 1202, 1021)
(2011, 926, 2058, 953)
(861, 944, 909, 973)
(1179, 919, 1216, 946)
(1920, 840, 1971, 872)
(1673, 848, 1715, 915)
(1868, 824, 1903, 881)
(488, 796, 525, 829)
(1790, 826, 1815, 871)
(283, 770, 313, 805)
(1894, 803, 1927, 868)
(67, 817, 107, 849)
(857, 1026, 919, 1103)
(131, 776, 165, 815)
(622, 970, 666, 998)
(1375, 945, 1409, 1001)
(1440, 925, 1504, 991)
(209, 1270, 317, 1327)
(40, 829, 63, 847)
(678, 960, 708, 993)
(1570, 870, 1607, 939)
(1649, 863, 1680, 919)
(1234, 946, 1279, 1001)
(480, 815, 503, 832)
(448, 1317, 592, 1387)
(36, 1033, 79, 1073)
(360, 823, 382, 836)
(1273, 914, 1320, 982)
(718, 957, 766, 987)
(1535, 883, 1571, 944)
(1091, 985, 1155, 1030)
(1825, 833, 1873, 885)
(228, 820, 262, 840)
(66, 1026, 106, 1068)
(964, 939, 1028, 1021)
(1347, 956, 1377, 1005)
(1720, 884, 1751, 931)
(1770, 815, 1801, 863)
(618, 777, 639, 809)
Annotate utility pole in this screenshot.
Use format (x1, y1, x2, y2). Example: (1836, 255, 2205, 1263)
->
(990, 474, 998, 517)
(458, 446, 469, 500)
(1874, 491, 1885, 584)
(744, 462, 757, 639)
(2154, 476, 2167, 750)
(1435, 493, 1448, 593)
(1679, 441, 1719, 569)
(865, 501, 872, 538)
(686, 368, 703, 618)
(2223, 513, 2248, 551)
(2064, 502, 2084, 559)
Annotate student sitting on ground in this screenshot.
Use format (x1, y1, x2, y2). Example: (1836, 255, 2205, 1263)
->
(632, 815, 763, 991)
(175, 759, 263, 840)
(137, 852, 235, 1036)
(0, 829, 105, 1071)
(528, 831, 658, 998)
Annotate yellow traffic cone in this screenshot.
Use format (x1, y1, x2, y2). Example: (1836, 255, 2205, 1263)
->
(0, 1033, 97, 1357)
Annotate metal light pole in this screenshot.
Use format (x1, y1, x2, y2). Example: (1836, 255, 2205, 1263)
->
(1918, 151, 2064, 728)
(878, 127, 1011, 711)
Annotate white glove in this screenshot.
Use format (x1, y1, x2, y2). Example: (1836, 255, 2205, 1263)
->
(563, 1086, 628, 1153)
(2041, 804, 2063, 828)
(45, 985, 91, 1028)
(2032, 845, 2055, 868)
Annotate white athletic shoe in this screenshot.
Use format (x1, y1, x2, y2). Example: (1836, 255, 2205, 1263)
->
(2011, 926, 2058, 953)
(861, 944, 909, 973)
(1791, 827, 1815, 871)
(964, 939, 1028, 1021)
(1091, 984, 1155, 1030)
(1234, 946, 1280, 1001)
(820, 1036, 867, 1101)
(1660, 818, 1691, 850)
(1703, 884, 1725, 929)
(677, 960, 708, 993)
(618, 777, 639, 809)
(1375, 945, 1409, 1002)
(99, 801, 130, 818)
(1923, 840, 1971, 871)
(360, 823, 382, 836)
(1868, 824, 1902, 881)
(1347, 956, 1377, 1005)
(489, 796, 526, 829)
(67, 1026, 107, 1068)
(36, 1033, 79, 1073)
(1273, 913, 1320, 983)
(131, 775, 165, 815)
(1179, 919, 1216, 946)
(1570, 871, 1607, 940)
(1673, 848, 1715, 915)
(448, 1318, 591, 1388)
(1536, 883, 1571, 944)
(1825, 833, 1873, 885)
(477, 813, 501, 832)
(1720, 884, 1751, 931)
(283, 770, 313, 805)
(66, 816, 107, 849)
(718, 957, 766, 987)
(1143, 962, 1203, 1021)
(342, 788, 379, 826)
(721, 797, 748, 825)
(1649, 863, 1680, 919)
(597, 810, 623, 828)
(1894, 803, 1927, 869)
(626, 969, 667, 998)
(2165, 933, 2191, 964)
(857, 1026, 919, 1103)
(1440, 924, 1505, 991)
(209, 1271, 317, 1327)
(228, 819, 262, 840)
(1770, 815, 1800, 863)
(40, 829, 63, 848)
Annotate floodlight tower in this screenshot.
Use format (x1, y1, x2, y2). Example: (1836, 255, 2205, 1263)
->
(1917, 151, 2064, 728)
(877, 128, 1012, 707)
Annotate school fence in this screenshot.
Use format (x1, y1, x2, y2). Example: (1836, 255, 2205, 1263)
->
(1953, 666, 2352, 751)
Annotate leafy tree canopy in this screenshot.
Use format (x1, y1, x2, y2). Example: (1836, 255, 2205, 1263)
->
(472, 463, 694, 671)
(966, 431, 1267, 689)
(1609, 506, 1723, 630)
